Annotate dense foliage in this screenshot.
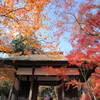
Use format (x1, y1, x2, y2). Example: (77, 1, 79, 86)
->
(0, 0, 50, 54)
(11, 35, 43, 55)
(0, 80, 12, 97)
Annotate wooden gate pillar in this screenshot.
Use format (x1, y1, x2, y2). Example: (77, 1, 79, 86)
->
(28, 67, 35, 100)
(58, 79, 65, 100)
(62, 80, 65, 100)
(33, 77, 38, 100)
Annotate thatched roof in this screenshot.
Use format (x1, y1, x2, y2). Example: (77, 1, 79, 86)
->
(0, 53, 69, 67)
(0, 51, 67, 61)
(2, 54, 67, 61)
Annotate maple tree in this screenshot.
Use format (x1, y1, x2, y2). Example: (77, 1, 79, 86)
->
(47, 0, 100, 65)
(0, 0, 50, 54)
(0, 67, 16, 85)
(65, 1, 100, 99)
(42, 0, 100, 100)
(0, 0, 51, 89)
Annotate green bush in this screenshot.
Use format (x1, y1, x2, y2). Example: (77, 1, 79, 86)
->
(0, 80, 12, 97)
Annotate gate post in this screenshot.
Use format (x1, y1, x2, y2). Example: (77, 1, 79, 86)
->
(28, 67, 35, 100)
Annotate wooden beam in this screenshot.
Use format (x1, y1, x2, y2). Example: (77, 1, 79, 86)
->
(28, 67, 35, 100)
(3, 60, 69, 67)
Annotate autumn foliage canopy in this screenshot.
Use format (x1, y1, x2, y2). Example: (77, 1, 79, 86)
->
(0, 0, 100, 99)
(0, 0, 50, 54)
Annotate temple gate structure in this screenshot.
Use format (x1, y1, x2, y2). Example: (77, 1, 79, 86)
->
(0, 53, 81, 100)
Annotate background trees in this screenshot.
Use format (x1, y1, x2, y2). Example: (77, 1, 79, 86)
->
(11, 34, 43, 55)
